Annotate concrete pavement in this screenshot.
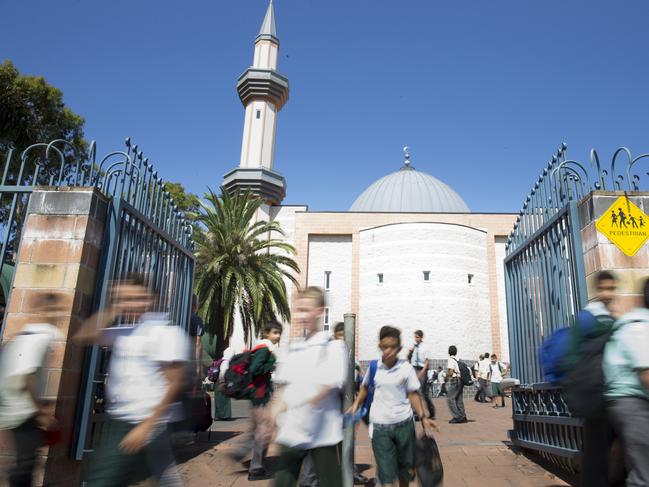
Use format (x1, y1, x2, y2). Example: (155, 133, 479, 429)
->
(176, 398, 574, 487)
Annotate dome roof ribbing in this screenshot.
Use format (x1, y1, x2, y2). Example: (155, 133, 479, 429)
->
(349, 165, 470, 213)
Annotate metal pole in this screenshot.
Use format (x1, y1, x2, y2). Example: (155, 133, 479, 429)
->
(342, 313, 356, 487)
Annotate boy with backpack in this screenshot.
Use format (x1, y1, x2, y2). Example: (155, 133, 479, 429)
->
(249, 321, 282, 479)
(604, 277, 649, 486)
(562, 270, 617, 487)
(349, 326, 437, 487)
(487, 354, 508, 408)
(445, 345, 469, 423)
(272, 287, 347, 487)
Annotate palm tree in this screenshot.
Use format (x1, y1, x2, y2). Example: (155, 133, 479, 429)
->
(192, 188, 299, 353)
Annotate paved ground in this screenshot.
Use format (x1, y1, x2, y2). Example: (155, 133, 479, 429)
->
(176, 398, 575, 487)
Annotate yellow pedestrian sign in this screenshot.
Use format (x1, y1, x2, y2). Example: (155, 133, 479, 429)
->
(596, 196, 649, 256)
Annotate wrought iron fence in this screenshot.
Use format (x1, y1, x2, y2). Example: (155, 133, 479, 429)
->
(504, 144, 649, 465)
(0, 138, 195, 459)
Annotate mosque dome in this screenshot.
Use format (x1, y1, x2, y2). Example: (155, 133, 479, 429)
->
(349, 159, 470, 213)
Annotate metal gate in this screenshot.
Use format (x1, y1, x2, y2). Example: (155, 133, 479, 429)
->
(504, 144, 649, 469)
(72, 138, 195, 458)
(0, 138, 194, 459)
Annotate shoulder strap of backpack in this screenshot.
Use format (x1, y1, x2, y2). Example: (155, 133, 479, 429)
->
(368, 360, 378, 389)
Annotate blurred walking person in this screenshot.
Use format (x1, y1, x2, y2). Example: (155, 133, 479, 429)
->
(74, 274, 190, 487)
(563, 271, 617, 487)
(272, 287, 347, 487)
(228, 321, 283, 481)
(604, 277, 649, 486)
(0, 293, 63, 487)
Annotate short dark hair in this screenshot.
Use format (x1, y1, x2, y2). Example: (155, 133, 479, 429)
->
(596, 270, 617, 284)
(449, 345, 457, 356)
(414, 330, 423, 338)
(263, 321, 283, 335)
(379, 326, 401, 344)
(437, 366, 443, 371)
(491, 353, 497, 359)
(333, 322, 345, 334)
(484, 351, 490, 357)
(643, 278, 649, 309)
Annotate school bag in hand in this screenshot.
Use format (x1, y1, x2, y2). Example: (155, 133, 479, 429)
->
(415, 434, 444, 487)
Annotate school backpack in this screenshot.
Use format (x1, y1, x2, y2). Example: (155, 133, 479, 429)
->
(454, 358, 473, 386)
(207, 358, 224, 383)
(540, 326, 573, 385)
(220, 344, 266, 399)
(562, 327, 613, 420)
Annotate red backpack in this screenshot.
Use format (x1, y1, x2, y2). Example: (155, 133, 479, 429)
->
(220, 344, 267, 399)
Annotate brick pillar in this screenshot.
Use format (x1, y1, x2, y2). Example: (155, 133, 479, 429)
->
(579, 190, 649, 313)
(0, 187, 108, 486)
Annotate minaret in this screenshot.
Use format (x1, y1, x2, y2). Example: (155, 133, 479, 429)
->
(222, 0, 289, 206)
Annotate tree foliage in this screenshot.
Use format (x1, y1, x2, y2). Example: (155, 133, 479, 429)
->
(0, 60, 86, 159)
(192, 189, 299, 353)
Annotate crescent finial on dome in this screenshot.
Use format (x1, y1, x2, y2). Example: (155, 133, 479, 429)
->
(403, 146, 411, 167)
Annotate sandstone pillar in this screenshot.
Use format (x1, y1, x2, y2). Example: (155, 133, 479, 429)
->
(0, 187, 108, 485)
(579, 190, 649, 313)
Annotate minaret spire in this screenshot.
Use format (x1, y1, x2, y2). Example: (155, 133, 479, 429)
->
(222, 0, 289, 206)
(257, 0, 277, 41)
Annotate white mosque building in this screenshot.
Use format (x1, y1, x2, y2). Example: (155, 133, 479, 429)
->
(223, 2, 517, 362)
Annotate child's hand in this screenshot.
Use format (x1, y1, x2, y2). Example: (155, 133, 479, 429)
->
(422, 417, 439, 434)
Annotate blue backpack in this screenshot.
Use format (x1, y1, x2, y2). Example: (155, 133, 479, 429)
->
(361, 360, 379, 418)
(540, 326, 573, 385)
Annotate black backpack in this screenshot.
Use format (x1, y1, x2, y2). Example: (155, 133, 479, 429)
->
(454, 358, 473, 386)
(562, 329, 613, 419)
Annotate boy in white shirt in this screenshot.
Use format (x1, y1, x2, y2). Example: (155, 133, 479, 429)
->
(74, 274, 189, 486)
(272, 287, 347, 487)
(487, 354, 508, 408)
(350, 326, 436, 487)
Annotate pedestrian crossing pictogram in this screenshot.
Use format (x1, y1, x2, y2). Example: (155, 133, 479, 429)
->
(596, 196, 649, 256)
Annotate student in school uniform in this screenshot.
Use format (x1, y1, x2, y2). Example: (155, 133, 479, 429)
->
(350, 326, 437, 487)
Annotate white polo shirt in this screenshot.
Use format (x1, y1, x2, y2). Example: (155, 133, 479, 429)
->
(274, 331, 347, 449)
(447, 356, 460, 378)
(363, 359, 420, 426)
(102, 313, 190, 424)
(410, 343, 430, 368)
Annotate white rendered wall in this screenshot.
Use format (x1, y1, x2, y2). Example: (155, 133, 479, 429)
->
(271, 206, 307, 347)
(306, 235, 353, 334)
(494, 236, 510, 362)
(358, 222, 491, 362)
(240, 100, 277, 169)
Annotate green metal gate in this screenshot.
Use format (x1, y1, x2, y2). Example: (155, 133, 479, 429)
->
(504, 144, 649, 469)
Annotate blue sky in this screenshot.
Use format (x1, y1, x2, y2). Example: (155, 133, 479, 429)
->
(3, 1, 649, 213)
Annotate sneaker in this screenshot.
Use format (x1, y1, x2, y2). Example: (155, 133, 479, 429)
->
(459, 417, 468, 423)
(248, 468, 271, 481)
(449, 418, 460, 424)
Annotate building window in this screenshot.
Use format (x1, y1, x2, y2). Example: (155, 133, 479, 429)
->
(324, 271, 331, 291)
(377, 273, 384, 285)
(256, 109, 261, 119)
(468, 273, 474, 284)
(423, 271, 431, 282)
(323, 307, 330, 330)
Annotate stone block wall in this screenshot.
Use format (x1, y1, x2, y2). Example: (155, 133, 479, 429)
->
(579, 191, 649, 314)
(0, 187, 108, 486)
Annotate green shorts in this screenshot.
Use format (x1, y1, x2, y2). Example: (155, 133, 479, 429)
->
(492, 382, 503, 396)
(371, 418, 416, 484)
